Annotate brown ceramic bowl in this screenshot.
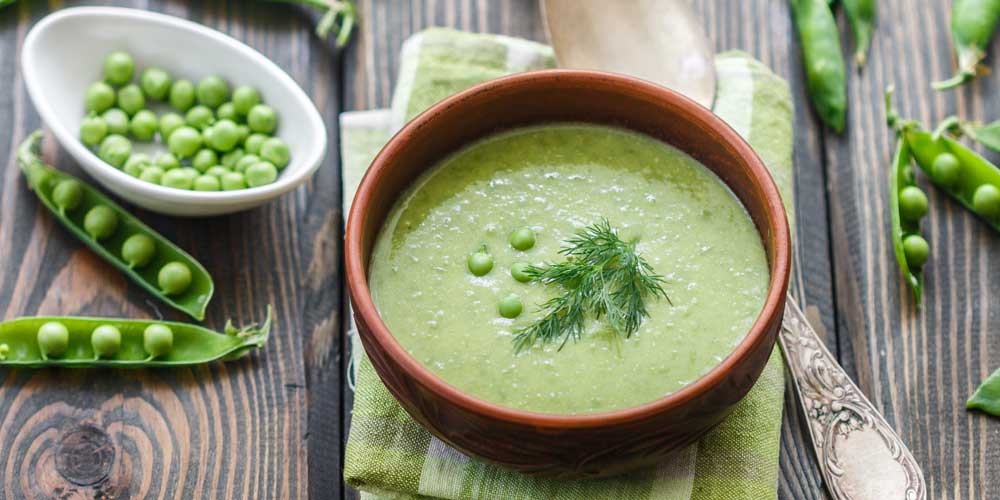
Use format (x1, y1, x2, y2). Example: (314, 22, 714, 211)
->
(345, 70, 791, 478)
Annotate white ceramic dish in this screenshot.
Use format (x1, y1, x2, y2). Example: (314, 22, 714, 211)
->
(22, 7, 327, 216)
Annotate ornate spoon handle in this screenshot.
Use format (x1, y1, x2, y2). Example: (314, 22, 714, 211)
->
(779, 297, 926, 500)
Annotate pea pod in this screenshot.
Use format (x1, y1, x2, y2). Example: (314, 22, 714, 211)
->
(902, 128, 1000, 230)
(933, 0, 1000, 90)
(0, 308, 270, 367)
(935, 115, 1000, 153)
(968, 366, 1000, 417)
(789, 0, 847, 132)
(842, 0, 876, 67)
(17, 131, 214, 320)
(889, 138, 927, 304)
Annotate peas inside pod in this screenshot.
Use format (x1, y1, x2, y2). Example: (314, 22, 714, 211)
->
(79, 51, 293, 192)
(18, 131, 214, 320)
(0, 309, 272, 367)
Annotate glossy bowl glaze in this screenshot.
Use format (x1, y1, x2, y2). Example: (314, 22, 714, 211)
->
(345, 70, 791, 478)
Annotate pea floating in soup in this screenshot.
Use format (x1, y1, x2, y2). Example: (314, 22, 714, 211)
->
(368, 124, 770, 414)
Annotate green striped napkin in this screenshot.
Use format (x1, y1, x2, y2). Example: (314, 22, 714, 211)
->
(341, 28, 795, 500)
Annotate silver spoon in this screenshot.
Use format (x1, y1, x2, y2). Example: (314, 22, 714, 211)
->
(542, 3, 927, 498)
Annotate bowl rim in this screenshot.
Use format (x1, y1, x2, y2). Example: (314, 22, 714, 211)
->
(21, 6, 327, 208)
(346, 69, 791, 429)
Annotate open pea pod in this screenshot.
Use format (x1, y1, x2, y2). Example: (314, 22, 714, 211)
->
(0, 308, 270, 367)
(889, 138, 924, 304)
(903, 127, 1000, 231)
(17, 131, 213, 320)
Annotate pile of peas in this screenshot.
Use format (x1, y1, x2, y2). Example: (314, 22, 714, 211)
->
(466, 227, 538, 320)
(52, 178, 194, 297)
(80, 51, 291, 191)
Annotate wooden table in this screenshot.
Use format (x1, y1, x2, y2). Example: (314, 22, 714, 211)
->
(1, 1, 997, 499)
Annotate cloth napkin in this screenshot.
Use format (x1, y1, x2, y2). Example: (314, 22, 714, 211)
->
(340, 28, 795, 500)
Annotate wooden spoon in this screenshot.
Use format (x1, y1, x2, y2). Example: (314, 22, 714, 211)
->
(541, 0, 717, 108)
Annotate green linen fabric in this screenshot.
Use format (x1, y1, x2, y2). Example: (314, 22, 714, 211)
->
(340, 28, 795, 500)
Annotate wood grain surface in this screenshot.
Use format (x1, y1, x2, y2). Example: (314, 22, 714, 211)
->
(2, 0, 998, 499)
(0, 1, 344, 499)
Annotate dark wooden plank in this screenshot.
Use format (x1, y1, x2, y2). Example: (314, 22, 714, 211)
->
(0, 1, 343, 498)
(341, 1, 831, 498)
(695, 3, 833, 498)
(826, 1, 1000, 499)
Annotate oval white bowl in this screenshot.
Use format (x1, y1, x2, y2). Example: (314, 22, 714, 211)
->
(22, 7, 327, 216)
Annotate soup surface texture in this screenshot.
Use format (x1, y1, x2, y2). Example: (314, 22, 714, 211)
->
(368, 124, 769, 414)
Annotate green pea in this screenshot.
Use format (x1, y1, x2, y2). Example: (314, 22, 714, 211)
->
(196, 75, 230, 108)
(168, 126, 203, 158)
(155, 153, 180, 170)
(129, 109, 158, 141)
(193, 175, 221, 191)
(236, 124, 250, 144)
(260, 137, 291, 168)
(37, 321, 69, 358)
(901, 164, 917, 185)
(509, 227, 536, 251)
(898, 186, 929, 221)
(91, 325, 122, 358)
(80, 115, 108, 146)
(220, 171, 247, 191)
(932, 152, 962, 187)
(158, 261, 193, 295)
(511, 261, 533, 283)
(205, 166, 230, 178)
(83, 205, 119, 240)
(245, 161, 278, 187)
(85, 81, 116, 113)
(232, 85, 261, 115)
(220, 148, 245, 169)
(159, 112, 185, 141)
(234, 154, 260, 173)
(122, 234, 156, 268)
(178, 167, 201, 179)
(143, 324, 174, 358)
(103, 51, 134, 86)
(903, 234, 930, 269)
(190, 149, 217, 172)
(0, 343, 8, 361)
(185, 105, 215, 131)
(102, 108, 130, 136)
(116, 84, 145, 116)
(467, 246, 493, 276)
(206, 119, 241, 152)
(243, 134, 266, 156)
(52, 179, 84, 213)
(973, 184, 1000, 218)
(216, 102, 239, 121)
(169, 79, 197, 111)
(498, 294, 523, 319)
(97, 134, 132, 168)
(247, 104, 277, 134)
(139, 67, 172, 101)
(139, 166, 164, 184)
(123, 153, 150, 177)
(161, 168, 194, 190)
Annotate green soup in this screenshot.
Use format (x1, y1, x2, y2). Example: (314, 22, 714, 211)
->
(369, 124, 769, 414)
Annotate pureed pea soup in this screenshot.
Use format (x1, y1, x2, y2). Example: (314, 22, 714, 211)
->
(369, 124, 770, 414)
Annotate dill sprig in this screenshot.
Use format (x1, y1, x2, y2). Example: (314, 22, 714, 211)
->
(513, 219, 670, 352)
